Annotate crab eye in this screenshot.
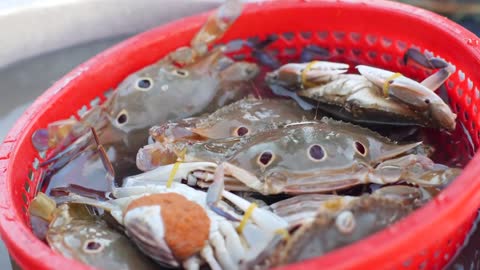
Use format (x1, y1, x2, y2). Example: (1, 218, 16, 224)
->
(173, 69, 189, 77)
(116, 109, 128, 126)
(354, 141, 367, 156)
(83, 240, 104, 253)
(135, 77, 154, 91)
(234, 126, 249, 137)
(308, 144, 326, 161)
(257, 151, 274, 167)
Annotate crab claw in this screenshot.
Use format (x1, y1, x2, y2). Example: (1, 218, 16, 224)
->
(136, 142, 178, 171)
(124, 161, 218, 187)
(190, 0, 243, 55)
(356, 65, 456, 131)
(266, 61, 349, 90)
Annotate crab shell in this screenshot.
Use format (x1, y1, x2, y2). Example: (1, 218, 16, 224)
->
(268, 196, 414, 268)
(123, 193, 211, 267)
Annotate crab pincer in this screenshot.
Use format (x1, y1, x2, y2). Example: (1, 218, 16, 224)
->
(356, 62, 456, 131)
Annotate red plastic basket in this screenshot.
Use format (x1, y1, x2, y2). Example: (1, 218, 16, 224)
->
(1, 0, 480, 269)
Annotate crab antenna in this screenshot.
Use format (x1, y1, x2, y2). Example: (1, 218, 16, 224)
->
(91, 128, 116, 191)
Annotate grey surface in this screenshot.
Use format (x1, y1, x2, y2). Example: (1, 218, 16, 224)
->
(0, 0, 221, 68)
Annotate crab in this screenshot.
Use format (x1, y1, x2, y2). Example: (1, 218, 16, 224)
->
(54, 164, 289, 270)
(265, 50, 457, 131)
(125, 119, 461, 195)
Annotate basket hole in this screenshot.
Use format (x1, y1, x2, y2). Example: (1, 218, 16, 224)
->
(457, 87, 464, 97)
(33, 158, 40, 170)
(366, 34, 377, 45)
(226, 39, 245, 52)
(352, 48, 362, 56)
(458, 70, 465, 82)
(447, 80, 455, 90)
(300, 45, 330, 62)
(466, 96, 472, 105)
(434, 250, 440, 258)
(464, 111, 469, 121)
(455, 103, 461, 113)
(232, 53, 246, 61)
(77, 105, 88, 118)
(333, 31, 346, 41)
(418, 261, 427, 270)
(247, 36, 260, 46)
(349, 32, 361, 42)
(28, 169, 34, 181)
(336, 48, 345, 55)
(473, 105, 477, 114)
(368, 51, 377, 59)
(317, 31, 329, 40)
(467, 78, 473, 90)
(281, 32, 294, 41)
(444, 253, 450, 261)
(39, 151, 46, 159)
(300, 31, 312, 40)
(22, 193, 27, 204)
(403, 258, 412, 267)
(269, 48, 279, 56)
(382, 53, 392, 63)
(282, 47, 297, 56)
(24, 180, 30, 193)
(103, 89, 114, 99)
(22, 205, 26, 214)
(476, 87, 480, 99)
(395, 40, 407, 50)
(381, 37, 392, 47)
(90, 97, 101, 107)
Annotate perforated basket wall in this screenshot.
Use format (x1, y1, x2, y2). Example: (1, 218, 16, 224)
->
(1, 0, 480, 269)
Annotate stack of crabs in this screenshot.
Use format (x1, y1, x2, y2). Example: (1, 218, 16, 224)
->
(28, 1, 463, 269)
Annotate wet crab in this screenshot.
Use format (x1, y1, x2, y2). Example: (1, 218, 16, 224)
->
(137, 97, 313, 171)
(53, 169, 289, 270)
(125, 119, 460, 195)
(265, 50, 457, 131)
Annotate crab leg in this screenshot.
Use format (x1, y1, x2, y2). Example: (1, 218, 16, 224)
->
(209, 230, 237, 269)
(371, 154, 462, 186)
(123, 162, 218, 186)
(191, 0, 243, 55)
(200, 246, 222, 270)
(207, 164, 288, 260)
(218, 220, 246, 264)
(265, 61, 349, 90)
(183, 256, 201, 270)
(269, 194, 356, 227)
(222, 190, 288, 230)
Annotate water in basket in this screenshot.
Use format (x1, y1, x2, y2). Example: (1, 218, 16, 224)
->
(0, 1, 480, 270)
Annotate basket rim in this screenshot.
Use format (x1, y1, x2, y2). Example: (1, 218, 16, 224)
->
(1, 0, 480, 269)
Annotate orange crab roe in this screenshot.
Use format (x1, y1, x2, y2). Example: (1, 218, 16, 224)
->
(126, 193, 210, 260)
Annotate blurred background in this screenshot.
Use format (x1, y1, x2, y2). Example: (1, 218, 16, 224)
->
(0, 0, 478, 269)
